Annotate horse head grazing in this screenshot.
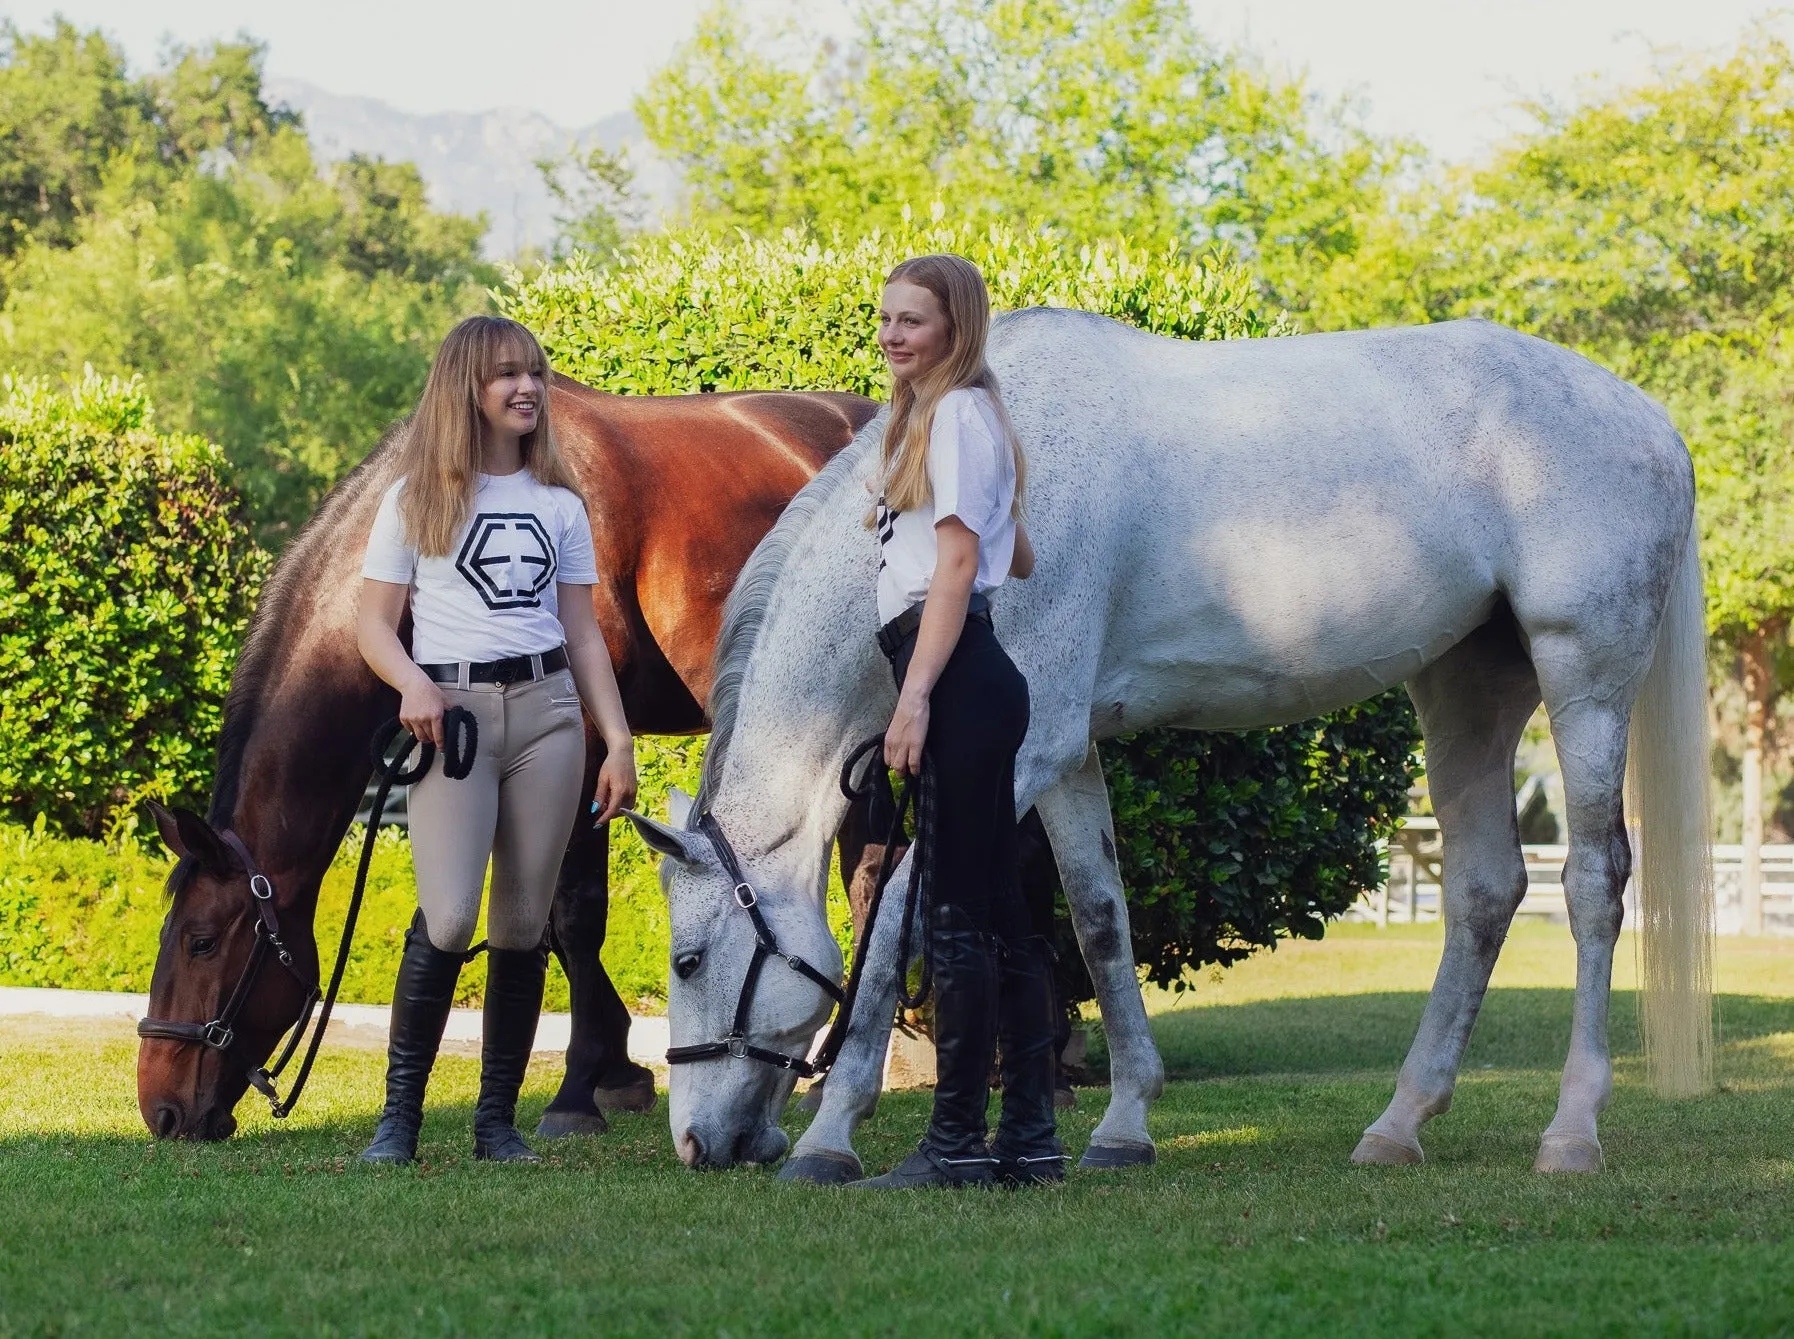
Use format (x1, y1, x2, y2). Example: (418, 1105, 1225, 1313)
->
(629, 423, 893, 1171)
(139, 801, 322, 1140)
(629, 787, 842, 1169)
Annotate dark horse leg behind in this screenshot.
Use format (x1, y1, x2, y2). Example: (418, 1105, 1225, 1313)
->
(539, 739, 656, 1135)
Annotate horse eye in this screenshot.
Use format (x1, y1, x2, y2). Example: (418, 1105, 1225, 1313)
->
(673, 952, 702, 981)
(188, 935, 218, 958)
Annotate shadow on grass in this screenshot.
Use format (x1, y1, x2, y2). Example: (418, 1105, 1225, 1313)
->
(1136, 989, 1794, 1081)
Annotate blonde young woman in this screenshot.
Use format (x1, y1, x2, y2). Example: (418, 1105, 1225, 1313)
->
(850, 255, 1059, 1189)
(356, 316, 636, 1164)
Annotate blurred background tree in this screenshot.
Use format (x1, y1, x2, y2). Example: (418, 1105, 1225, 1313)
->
(0, 21, 492, 547)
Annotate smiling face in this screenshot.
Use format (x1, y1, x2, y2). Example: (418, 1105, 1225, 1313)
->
(878, 279, 953, 385)
(476, 352, 545, 450)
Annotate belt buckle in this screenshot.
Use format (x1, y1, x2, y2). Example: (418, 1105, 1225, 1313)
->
(493, 659, 525, 686)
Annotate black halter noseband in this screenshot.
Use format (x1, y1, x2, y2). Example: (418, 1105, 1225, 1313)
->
(136, 711, 476, 1118)
(136, 829, 310, 1057)
(664, 737, 932, 1081)
(664, 812, 848, 1077)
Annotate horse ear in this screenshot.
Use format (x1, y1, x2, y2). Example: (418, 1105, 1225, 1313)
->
(667, 786, 695, 830)
(622, 809, 703, 864)
(145, 800, 235, 876)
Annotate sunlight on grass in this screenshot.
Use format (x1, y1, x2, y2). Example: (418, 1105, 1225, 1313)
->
(1164, 1125, 1267, 1150)
(4, 928, 1794, 1336)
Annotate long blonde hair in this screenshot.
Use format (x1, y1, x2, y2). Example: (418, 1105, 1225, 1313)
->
(397, 315, 584, 557)
(878, 254, 1026, 517)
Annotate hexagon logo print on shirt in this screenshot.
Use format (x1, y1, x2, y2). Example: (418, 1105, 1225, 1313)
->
(454, 512, 556, 610)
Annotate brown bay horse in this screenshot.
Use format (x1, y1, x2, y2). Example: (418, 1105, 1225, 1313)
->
(138, 376, 877, 1140)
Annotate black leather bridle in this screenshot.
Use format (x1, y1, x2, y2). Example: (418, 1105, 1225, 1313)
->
(664, 738, 930, 1081)
(664, 812, 847, 1078)
(135, 829, 318, 1100)
(136, 712, 475, 1119)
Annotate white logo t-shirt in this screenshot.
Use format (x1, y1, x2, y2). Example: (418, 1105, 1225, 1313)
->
(875, 387, 1018, 625)
(361, 471, 600, 664)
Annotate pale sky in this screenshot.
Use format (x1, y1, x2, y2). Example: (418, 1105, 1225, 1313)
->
(6, 0, 1789, 162)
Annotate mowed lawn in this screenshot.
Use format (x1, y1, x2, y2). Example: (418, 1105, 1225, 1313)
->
(2, 922, 1792, 1338)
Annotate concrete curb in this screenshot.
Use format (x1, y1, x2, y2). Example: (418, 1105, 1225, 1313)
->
(0, 986, 670, 1063)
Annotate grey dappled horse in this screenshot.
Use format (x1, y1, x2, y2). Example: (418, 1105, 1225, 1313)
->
(628, 310, 1713, 1179)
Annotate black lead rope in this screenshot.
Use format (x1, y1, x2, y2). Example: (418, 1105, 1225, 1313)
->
(242, 707, 477, 1118)
(804, 735, 936, 1078)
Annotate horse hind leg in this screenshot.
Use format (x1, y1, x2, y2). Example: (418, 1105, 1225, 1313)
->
(1354, 610, 1539, 1165)
(1033, 745, 1165, 1168)
(1527, 630, 1645, 1174)
(538, 787, 656, 1139)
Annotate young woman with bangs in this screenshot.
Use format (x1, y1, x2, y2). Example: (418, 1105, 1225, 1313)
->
(356, 315, 636, 1164)
(849, 254, 1059, 1190)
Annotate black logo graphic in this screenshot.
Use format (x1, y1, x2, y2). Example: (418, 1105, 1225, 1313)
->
(875, 495, 897, 572)
(455, 512, 555, 609)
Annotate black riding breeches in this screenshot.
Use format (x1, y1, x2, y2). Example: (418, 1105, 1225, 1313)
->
(888, 611, 1032, 939)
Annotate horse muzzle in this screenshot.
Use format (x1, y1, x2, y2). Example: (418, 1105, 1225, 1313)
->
(678, 1121, 791, 1169)
(143, 1096, 239, 1141)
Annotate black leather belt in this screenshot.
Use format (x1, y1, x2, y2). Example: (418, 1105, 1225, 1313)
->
(877, 593, 991, 659)
(421, 645, 568, 686)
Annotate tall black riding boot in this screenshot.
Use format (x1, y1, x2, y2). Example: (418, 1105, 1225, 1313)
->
(989, 935, 1067, 1185)
(851, 907, 998, 1189)
(361, 912, 465, 1164)
(474, 940, 548, 1163)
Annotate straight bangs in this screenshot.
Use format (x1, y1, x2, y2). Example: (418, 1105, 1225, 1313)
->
(397, 316, 584, 557)
(878, 254, 1027, 522)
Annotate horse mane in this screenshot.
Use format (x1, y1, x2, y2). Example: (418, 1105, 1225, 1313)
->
(696, 411, 885, 815)
(202, 419, 412, 834)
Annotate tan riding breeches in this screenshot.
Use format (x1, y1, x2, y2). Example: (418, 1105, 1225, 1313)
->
(407, 670, 587, 953)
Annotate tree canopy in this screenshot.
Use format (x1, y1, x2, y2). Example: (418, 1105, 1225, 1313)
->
(0, 23, 493, 546)
(637, 0, 1405, 298)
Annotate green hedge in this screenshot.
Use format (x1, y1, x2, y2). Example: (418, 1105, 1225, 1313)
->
(0, 729, 848, 1011)
(501, 214, 1287, 398)
(503, 221, 1417, 998)
(0, 373, 265, 839)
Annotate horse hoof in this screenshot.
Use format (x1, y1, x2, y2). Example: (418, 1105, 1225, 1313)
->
(795, 1083, 825, 1114)
(1079, 1140, 1155, 1170)
(776, 1151, 863, 1185)
(536, 1109, 610, 1139)
(593, 1076, 656, 1114)
(1054, 1086, 1077, 1111)
(1351, 1132, 1424, 1166)
(1535, 1135, 1603, 1173)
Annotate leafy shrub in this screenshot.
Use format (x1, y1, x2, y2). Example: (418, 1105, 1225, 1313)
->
(503, 221, 1417, 997)
(500, 211, 1287, 398)
(1, 819, 565, 1012)
(1078, 693, 1420, 999)
(0, 373, 265, 838)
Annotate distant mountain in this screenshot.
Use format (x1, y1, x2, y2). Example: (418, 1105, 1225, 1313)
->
(265, 77, 677, 260)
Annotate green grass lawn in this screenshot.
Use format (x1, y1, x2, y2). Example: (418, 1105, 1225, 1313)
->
(3, 922, 1791, 1337)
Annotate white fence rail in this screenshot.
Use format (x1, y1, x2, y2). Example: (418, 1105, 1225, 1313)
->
(1351, 818, 1794, 935)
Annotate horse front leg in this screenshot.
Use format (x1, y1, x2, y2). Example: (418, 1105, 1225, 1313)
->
(1032, 745, 1164, 1168)
(775, 847, 917, 1184)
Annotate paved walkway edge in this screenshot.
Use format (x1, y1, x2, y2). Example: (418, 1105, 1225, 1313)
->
(0, 985, 670, 1064)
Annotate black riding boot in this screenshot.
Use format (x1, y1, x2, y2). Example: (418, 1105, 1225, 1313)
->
(989, 935, 1067, 1185)
(474, 940, 548, 1163)
(852, 908, 998, 1189)
(361, 912, 464, 1164)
